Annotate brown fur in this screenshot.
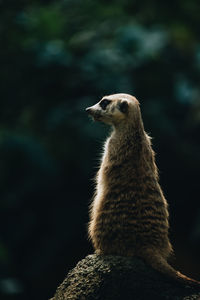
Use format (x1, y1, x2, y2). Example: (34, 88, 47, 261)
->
(86, 93, 200, 287)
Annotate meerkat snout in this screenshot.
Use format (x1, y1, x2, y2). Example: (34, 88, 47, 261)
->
(86, 104, 102, 122)
(85, 107, 92, 114)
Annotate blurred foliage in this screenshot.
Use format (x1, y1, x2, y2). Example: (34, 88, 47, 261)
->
(0, 0, 200, 299)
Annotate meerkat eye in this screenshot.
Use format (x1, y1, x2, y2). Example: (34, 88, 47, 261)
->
(118, 101, 128, 113)
(100, 99, 111, 110)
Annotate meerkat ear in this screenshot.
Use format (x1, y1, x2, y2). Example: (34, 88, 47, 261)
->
(118, 101, 128, 113)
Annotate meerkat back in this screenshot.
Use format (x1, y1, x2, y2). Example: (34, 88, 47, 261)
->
(86, 93, 200, 287)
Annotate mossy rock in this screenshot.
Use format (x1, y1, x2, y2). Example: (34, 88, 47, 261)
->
(50, 254, 200, 300)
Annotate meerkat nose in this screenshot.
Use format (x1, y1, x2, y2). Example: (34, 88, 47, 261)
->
(86, 107, 92, 114)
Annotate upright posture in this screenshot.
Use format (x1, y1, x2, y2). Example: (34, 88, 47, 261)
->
(86, 93, 199, 286)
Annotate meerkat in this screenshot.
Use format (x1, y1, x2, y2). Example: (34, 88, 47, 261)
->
(86, 93, 200, 287)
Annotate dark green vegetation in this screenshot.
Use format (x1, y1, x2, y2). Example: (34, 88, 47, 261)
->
(0, 1, 200, 299)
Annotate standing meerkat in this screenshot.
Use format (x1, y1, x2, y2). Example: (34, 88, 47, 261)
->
(86, 93, 200, 287)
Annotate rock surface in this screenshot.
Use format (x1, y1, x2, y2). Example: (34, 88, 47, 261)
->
(50, 254, 200, 300)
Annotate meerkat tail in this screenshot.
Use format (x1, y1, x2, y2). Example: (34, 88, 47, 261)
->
(142, 251, 200, 288)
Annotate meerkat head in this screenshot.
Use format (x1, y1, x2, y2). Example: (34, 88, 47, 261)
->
(86, 93, 140, 126)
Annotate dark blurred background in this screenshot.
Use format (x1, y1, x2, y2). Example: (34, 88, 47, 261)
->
(0, 0, 200, 299)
